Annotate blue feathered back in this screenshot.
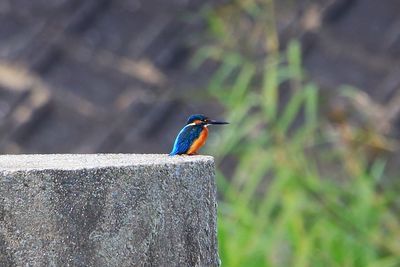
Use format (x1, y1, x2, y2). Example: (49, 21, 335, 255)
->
(169, 124, 203, 155)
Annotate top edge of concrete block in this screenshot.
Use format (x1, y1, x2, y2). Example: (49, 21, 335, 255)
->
(0, 154, 214, 172)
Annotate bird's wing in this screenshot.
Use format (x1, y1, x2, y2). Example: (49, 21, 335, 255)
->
(170, 125, 202, 155)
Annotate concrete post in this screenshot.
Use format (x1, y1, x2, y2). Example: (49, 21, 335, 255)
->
(0, 154, 219, 266)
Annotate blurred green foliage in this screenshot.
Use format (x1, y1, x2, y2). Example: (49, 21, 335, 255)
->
(194, 1, 400, 266)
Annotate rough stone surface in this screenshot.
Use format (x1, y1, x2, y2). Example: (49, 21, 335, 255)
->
(0, 154, 219, 267)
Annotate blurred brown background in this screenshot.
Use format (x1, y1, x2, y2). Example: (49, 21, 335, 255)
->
(0, 0, 399, 154)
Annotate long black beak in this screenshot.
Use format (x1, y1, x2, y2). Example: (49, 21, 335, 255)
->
(207, 119, 229, 125)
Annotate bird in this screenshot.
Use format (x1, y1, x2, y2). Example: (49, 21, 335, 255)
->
(169, 114, 228, 156)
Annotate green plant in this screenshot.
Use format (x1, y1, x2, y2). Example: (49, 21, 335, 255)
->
(194, 1, 400, 266)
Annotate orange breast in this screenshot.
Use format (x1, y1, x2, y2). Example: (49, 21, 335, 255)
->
(187, 127, 209, 155)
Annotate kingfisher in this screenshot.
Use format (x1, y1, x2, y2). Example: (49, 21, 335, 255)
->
(169, 114, 228, 155)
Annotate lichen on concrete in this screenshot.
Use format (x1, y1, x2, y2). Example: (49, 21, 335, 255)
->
(0, 154, 219, 266)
